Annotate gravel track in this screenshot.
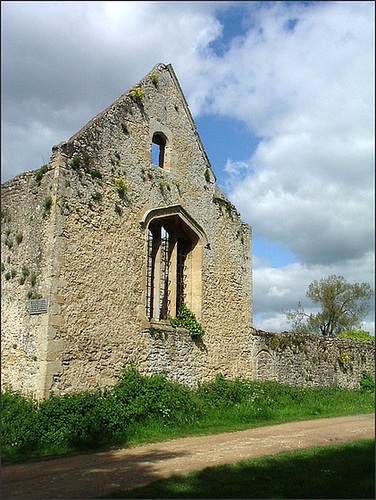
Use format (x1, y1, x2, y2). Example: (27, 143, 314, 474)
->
(2, 413, 374, 499)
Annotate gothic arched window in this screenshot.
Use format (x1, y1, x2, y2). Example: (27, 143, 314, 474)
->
(143, 207, 207, 322)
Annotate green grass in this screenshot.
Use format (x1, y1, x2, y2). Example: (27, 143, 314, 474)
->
(102, 439, 375, 499)
(1, 369, 374, 464)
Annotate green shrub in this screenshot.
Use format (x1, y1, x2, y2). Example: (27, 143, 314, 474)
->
(2, 370, 374, 464)
(196, 374, 245, 407)
(1, 388, 40, 451)
(37, 391, 113, 450)
(112, 367, 199, 427)
(360, 372, 375, 392)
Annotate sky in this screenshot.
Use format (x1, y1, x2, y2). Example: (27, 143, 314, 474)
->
(1, 1, 374, 334)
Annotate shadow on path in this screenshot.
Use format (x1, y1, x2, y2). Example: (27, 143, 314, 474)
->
(2, 414, 374, 499)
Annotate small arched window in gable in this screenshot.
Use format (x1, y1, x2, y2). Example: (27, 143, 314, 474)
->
(152, 132, 166, 168)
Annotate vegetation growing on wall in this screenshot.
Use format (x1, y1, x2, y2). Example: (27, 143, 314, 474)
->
(212, 196, 235, 219)
(121, 122, 129, 134)
(91, 191, 102, 202)
(338, 330, 375, 341)
(114, 176, 130, 198)
(71, 156, 81, 170)
(159, 179, 171, 192)
(170, 303, 205, 337)
(70, 153, 102, 180)
(338, 352, 350, 366)
(43, 196, 52, 217)
(265, 333, 307, 354)
(34, 164, 50, 185)
(1, 209, 11, 223)
(130, 86, 145, 102)
(4, 238, 13, 249)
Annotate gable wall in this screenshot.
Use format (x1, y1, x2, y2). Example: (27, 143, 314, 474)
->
(1, 64, 254, 397)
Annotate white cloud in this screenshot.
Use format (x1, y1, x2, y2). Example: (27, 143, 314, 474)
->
(190, 1, 375, 267)
(224, 158, 249, 178)
(1, 1, 222, 181)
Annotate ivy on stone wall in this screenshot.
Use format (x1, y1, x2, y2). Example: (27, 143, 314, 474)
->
(170, 303, 205, 338)
(265, 333, 308, 355)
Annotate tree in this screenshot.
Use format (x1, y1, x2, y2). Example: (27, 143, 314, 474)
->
(283, 275, 374, 337)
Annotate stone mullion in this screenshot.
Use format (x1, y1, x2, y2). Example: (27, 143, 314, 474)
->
(152, 230, 161, 321)
(169, 238, 178, 318)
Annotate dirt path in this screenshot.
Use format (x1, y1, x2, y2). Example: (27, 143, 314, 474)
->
(2, 413, 374, 499)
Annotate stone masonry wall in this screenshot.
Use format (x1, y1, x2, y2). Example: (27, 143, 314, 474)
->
(1, 63, 254, 397)
(1, 165, 61, 395)
(251, 330, 375, 389)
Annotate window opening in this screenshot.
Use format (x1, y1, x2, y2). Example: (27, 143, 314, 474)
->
(176, 239, 190, 313)
(159, 226, 170, 319)
(145, 211, 205, 322)
(152, 132, 166, 168)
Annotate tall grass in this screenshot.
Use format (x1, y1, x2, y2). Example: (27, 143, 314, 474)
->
(1, 368, 374, 463)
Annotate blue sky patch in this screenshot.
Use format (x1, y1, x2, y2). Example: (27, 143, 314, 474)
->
(195, 114, 260, 187)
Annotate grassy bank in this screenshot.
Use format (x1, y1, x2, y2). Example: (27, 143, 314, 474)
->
(1, 368, 374, 463)
(102, 439, 375, 499)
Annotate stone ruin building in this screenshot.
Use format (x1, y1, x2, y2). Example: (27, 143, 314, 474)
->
(2, 63, 253, 398)
(1, 63, 374, 399)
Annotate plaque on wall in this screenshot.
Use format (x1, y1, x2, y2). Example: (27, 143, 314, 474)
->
(29, 298, 48, 315)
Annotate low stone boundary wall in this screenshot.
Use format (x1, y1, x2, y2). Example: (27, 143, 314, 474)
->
(250, 329, 375, 389)
(139, 321, 199, 387)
